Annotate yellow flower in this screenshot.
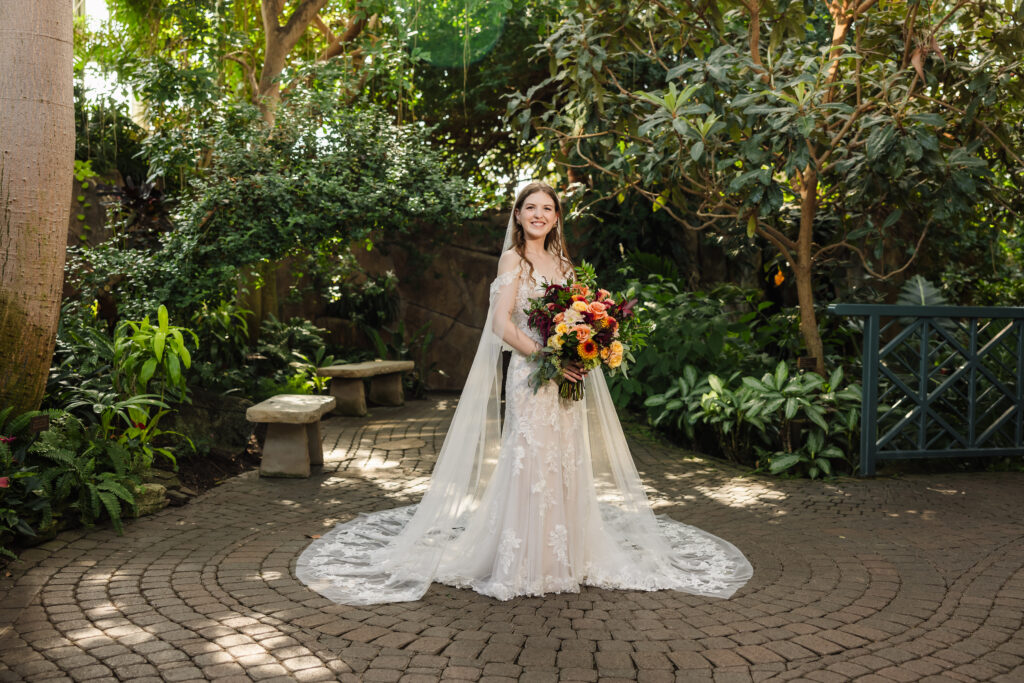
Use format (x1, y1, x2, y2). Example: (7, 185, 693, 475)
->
(555, 322, 569, 335)
(548, 334, 564, 349)
(601, 347, 610, 360)
(608, 353, 623, 369)
(610, 340, 623, 355)
(572, 300, 588, 312)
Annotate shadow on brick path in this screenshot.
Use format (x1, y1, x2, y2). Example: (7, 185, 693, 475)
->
(2, 395, 1023, 682)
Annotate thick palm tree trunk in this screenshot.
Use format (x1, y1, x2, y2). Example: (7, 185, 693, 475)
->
(0, 2, 74, 413)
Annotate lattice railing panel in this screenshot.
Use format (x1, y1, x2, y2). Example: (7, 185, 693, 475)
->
(829, 305, 1024, 475)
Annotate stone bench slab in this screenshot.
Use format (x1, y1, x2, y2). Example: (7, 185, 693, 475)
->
(317, 361, 415, 416)
(317, 360, 415, 379)
(245, 394, 336, 424)
(245, 394, 336, 478)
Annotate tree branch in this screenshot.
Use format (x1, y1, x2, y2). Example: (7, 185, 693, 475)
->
(224, 52, 259, 103)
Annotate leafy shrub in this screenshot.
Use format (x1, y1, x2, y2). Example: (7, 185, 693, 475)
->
(29, 414, 139, 534)
(0, 408, 55, 559)
(645, 362, 862, 477)
(114, 304, 197, 403)
(46, 305, 197, 471)
(608, 275, 790, 412)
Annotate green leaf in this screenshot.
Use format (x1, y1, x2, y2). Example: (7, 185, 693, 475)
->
(806, 407, 829, 432)
(157, 305, 169, 332)
(741, 376, 769, 392)
(167, 353, 181, 385)
(784, 397, 798, 419)
(153, 331, 166, 361)
(774, 361, 788, 388)
(140, 358, 158, 386)
(770, 453, 801, 473)
(707, 374, 724, 394)
(690, 140, 705, 161)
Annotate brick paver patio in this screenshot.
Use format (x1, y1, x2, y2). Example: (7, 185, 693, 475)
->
(1, 395, 1022, 682)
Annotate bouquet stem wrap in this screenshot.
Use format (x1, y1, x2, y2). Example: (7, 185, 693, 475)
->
(559, 378, 586, 402)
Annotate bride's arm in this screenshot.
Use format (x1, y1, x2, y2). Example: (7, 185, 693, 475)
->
(492, 251, 542, 357)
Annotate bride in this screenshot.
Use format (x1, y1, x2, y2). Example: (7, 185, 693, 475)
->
(296, 182, 753, 604)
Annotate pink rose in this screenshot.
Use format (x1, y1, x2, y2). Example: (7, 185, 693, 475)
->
(0, 477, 10, 489)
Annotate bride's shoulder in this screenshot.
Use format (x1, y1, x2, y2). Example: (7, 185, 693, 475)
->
(497, 249, 526, 276)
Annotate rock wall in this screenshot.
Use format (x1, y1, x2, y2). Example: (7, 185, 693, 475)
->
(352, 213, 506, 391)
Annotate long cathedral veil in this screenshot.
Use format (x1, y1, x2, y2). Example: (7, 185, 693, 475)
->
(295, 197, 752, 605)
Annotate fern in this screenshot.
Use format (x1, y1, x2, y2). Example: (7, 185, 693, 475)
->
(97, 477, 136, 506)
(97, 491, 124, 534)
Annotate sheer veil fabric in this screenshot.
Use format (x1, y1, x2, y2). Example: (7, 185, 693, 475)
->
(295, 207, 753, 605)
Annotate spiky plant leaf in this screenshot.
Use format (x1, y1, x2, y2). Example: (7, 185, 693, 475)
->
(896, 275, 949, 307)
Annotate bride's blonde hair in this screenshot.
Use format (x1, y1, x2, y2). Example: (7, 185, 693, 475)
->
(510, 181, 574, 280)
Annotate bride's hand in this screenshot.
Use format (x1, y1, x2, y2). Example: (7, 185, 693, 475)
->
(563, 360, 588, 383)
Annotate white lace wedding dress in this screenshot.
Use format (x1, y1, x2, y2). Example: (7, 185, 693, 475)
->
(295, 264, 753, 605)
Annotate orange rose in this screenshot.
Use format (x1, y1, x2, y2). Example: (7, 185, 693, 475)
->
(587, 301, 607, 318)
(553, 311, 565, 323)
(596, 288, 611, 301)
(572, 325, 592, 342)
(572, 283, 590, 297)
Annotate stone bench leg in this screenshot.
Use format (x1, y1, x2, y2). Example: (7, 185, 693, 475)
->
(368, 372, 405, 406)
(306, 421, 324, 466)
(260, 423, 311, 478)
(330, 378, 367, 416)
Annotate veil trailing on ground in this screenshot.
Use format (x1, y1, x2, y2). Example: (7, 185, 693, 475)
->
(295, 203, 752, 605)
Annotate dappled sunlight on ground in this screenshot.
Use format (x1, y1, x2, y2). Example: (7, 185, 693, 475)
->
(1, 394, 1022, 682)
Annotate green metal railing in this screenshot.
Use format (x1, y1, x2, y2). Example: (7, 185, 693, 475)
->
(829, 304, 1024, 476)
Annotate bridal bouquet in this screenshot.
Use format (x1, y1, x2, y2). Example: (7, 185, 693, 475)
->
(525, 264, 646, 401)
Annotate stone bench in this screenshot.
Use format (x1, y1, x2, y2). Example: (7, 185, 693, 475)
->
(317, 360, 415, 416)
(246, 394, 336, 478)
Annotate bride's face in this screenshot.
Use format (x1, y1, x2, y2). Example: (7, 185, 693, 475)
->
(516, 191, 558, 242)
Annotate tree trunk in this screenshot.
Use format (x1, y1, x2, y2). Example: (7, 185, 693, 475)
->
(0, 1, 74, 414)
(796, 167, 825, 375)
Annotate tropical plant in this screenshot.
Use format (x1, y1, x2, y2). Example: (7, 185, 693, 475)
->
(0, 407, 56, 559)
(645, 362, 861, 476)
(29, 414, 138, 534)
(114, 305, 198, 403)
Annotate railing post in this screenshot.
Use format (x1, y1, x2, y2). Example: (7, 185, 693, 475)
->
(1017, 319, 1024, 447)
(860, 313, 880, 477)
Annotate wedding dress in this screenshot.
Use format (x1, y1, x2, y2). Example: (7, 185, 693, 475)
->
(295, 233, 753, 604)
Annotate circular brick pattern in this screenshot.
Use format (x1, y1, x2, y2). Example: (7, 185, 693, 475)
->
(1, 396, 1023, 682)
